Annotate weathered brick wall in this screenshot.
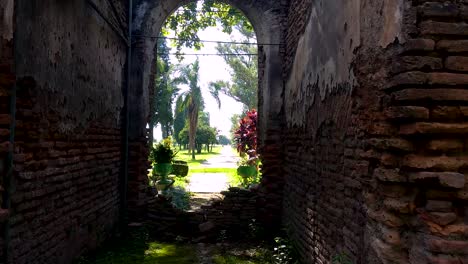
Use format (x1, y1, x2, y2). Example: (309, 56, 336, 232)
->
(375, 1, 468, 263)
(0, 0, 15, 260)
(283, 0, 468, 263)
(147, 187, 258, 240)
(5, 1, 130, 263)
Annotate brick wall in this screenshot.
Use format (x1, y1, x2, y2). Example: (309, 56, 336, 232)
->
(4, 1, 130, 263)
(0, 0, 15, 260)
(376, 1, 468, 263)
(282, 0, 468, 263)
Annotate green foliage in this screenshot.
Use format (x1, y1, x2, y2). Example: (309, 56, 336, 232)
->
(218, 135, 231, 145)
(272, 237, 300, 264)
(165, 186, 192, 210)
(75, 227, 197, 264)
(163, 1, 254, 54)
(332, 253, 353, 264)
(149, 137, 178, 164)
(174, 96, 188, 144)
(209, 41, 258, 111)
(178, 121, 218, 151)
(153, 36, 179, 138)
(173, 60, 203, 160)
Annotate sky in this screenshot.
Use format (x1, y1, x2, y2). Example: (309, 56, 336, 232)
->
(154, 24, 250, 141)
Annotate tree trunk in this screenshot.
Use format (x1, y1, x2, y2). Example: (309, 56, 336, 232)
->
(188, 101, 199, 160)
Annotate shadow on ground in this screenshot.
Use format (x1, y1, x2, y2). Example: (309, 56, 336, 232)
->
(75, 226, 274, 264)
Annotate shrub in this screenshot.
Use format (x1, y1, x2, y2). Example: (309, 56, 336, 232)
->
(149, 136, 178, 164)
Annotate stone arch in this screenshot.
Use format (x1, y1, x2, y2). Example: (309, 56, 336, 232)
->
(127, 0, 287, 220)
(129, 0, 284, 142)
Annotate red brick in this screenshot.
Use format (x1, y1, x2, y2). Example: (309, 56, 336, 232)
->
(429, 212, 457, 226)
(394, 89, 468, 102)
(402, 154, 468, 170)
(368, 138, 413, 152)
(432, 106, 467, 120)
(419, 2, 460, 18)
(427, 139, 464, 152)
(427, 254, 464, 264)
(400, 122, 468, 135)
(446, 56, 468, 72)
(426, 236, 468, 254)
(409, 171, 465, 188)
(420, 21, 468, 36)
(437, 40, 468, 53)
(429, 72, 468, 85)
(426, 200, 453, 212)
(386, 106, 430, 120)
(403, 39, 435, 52)
(392, 56, 443, 73)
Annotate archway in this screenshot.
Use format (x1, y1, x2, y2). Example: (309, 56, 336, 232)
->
(127, 0, 286, 225)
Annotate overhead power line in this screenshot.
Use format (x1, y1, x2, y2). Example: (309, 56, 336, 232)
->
(157, 52, 258, 56)
(172, 9, 237, 13)
(133, 35, 281, 46)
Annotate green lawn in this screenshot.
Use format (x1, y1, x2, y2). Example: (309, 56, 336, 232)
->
(174, 145, 223, 169)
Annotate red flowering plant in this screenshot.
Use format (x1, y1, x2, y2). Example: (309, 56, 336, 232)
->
(234, 109, 259, 167)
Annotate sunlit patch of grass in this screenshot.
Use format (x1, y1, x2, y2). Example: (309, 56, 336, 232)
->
(212, 247, 272, 264)
(143, 242, 197, 264)
(75, 228, 198, 264)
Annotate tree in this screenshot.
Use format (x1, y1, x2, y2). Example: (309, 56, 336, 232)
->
(153, 36, 179, 139)
(163, 1, 254, 54)
(174, 95, 188, 147)
(179, 122, 217, 153)
(207, 21, 257, 111)
(173, 60, 203, 160)
(218, 135, 231, 146)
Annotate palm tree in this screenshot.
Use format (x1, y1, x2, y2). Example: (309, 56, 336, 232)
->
(174, 60, 203, 160)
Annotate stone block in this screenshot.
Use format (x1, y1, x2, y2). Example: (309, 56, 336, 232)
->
(400, 123, 468, 135)
(420, 21, 468, 36)
(437, 40, 468, 53)
(427, 139, 464, 152)
(403, 39, 435, 52)
(445, 56, 468, 72)
(426, 200, 452, 212)
(385, 106, 429, 120)
(429, 212, 457, 226)
(426, 236, 468, 254)
(409, 172, 465, 188)
(419, 2, 460, 18)
(403, 154, 468, 171)
(394, 88, 468, 102)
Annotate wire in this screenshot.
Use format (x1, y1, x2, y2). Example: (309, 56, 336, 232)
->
(133, 35, 281, 46)
(173, 9, 234, 13)
(157, 53, 258, 56)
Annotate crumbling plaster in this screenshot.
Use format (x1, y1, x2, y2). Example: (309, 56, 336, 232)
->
(285, 0, 406, 129)
(0, 0, 14, 41)
(15, 0, 127, 133)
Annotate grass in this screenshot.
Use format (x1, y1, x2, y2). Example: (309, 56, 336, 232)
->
(174, 145, 223, 170)
(172, 146, 245, 187)
(76, 227, 275, 264)
(75, 228, 198, 264)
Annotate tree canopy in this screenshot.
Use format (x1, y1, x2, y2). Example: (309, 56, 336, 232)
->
(153, 36, 179, 138)
(163, 1, 254, 53)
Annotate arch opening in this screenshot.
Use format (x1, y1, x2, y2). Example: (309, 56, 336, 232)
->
(127, 0, 286, 227)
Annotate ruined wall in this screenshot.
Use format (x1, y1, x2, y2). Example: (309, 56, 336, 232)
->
(0, 0, 15, 260)
(283, 0, 468, 263)
(7, 1, 128, 263)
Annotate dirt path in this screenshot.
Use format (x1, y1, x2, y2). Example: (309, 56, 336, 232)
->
(201, 146, 239, 168)
(187, 146, 238, 210)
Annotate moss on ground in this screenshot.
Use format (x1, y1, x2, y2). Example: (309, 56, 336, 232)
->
(75, 227, 274, 264)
